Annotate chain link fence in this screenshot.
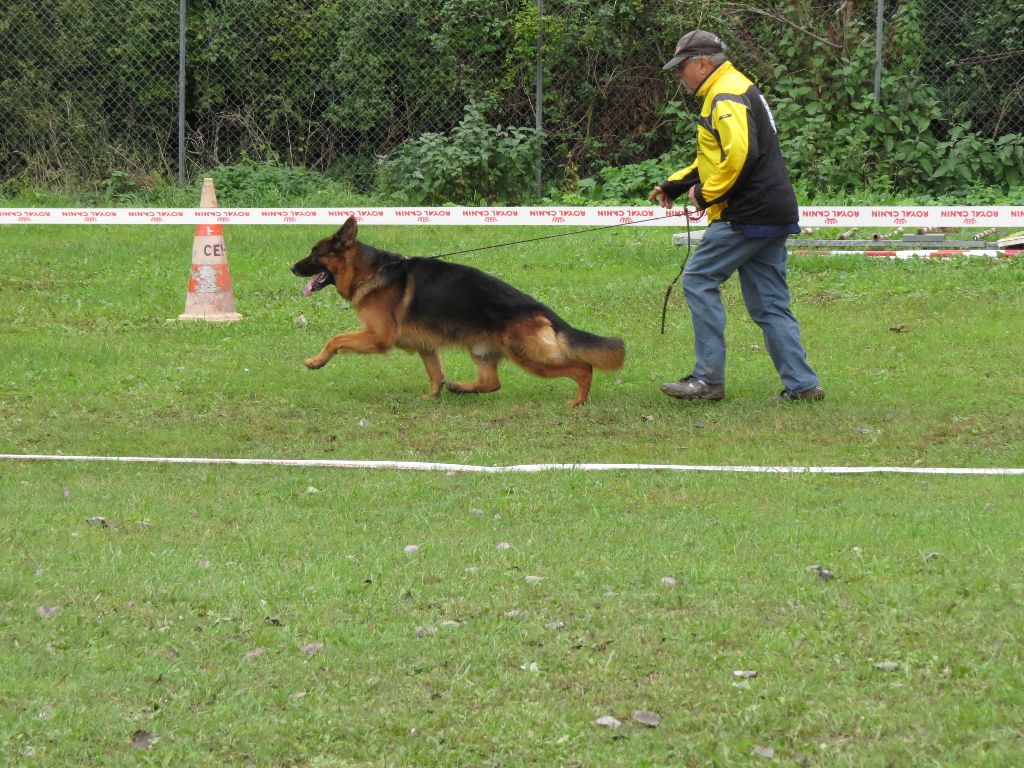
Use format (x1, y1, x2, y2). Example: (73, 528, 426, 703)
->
(723, 0, 1024, 138)
(0, 1, 180, 188)
(2, 0, 1022, 195)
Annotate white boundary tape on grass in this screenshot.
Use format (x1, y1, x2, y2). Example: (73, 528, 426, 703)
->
(2, 205, 1024, 228)
(2, 454, 1022, 476)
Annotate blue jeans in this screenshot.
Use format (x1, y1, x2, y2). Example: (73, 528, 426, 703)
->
(681, 220, 820, 392)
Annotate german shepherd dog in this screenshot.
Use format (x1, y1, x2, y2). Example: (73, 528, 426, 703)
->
(290, 216, 625, 406)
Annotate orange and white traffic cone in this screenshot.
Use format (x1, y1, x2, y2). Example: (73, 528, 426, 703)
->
(177, 177, 243, 322)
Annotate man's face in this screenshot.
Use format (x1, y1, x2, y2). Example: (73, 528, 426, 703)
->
(673, 56, 706, 96)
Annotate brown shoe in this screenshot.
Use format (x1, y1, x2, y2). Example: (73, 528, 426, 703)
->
(660, 375, 725, 401)
(774, 385, 825, 402)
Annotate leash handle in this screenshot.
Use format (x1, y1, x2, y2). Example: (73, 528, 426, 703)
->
(659, 203, 696, 334)
(660, 283, 675, 335)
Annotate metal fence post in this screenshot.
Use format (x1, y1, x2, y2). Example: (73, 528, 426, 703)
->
(873, 0, 884, 106)
(178, 0, 186, 187)
(535, 0, 543, 197)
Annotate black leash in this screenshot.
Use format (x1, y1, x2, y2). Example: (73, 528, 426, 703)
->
(418, 205, 703, 333)
(422, 210, 695, 260)
(660, 206, 696, 334)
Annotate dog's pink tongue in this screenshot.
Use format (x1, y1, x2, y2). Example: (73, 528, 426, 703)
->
(303, 279, 315, 297)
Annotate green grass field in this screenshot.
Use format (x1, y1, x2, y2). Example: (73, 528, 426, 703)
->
(2, 224, 1022, 766)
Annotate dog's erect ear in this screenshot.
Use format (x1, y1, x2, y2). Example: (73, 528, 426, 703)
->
(334, 215, 357, 245)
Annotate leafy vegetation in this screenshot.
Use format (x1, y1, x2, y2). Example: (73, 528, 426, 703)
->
(377, 102, 541, 205)
(2, 1, 1022, 198)
(751, 0, 1024, 193)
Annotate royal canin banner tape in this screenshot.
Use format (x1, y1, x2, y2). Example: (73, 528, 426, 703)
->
(1, 206, 1023, 227)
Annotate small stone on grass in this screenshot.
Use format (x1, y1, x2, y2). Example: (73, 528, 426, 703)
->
(632, 710, 661, 727)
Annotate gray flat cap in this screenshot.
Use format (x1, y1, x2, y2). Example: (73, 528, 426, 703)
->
(662, 30, 727, 71)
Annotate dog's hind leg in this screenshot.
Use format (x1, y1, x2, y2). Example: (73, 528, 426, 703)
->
(510, 357, 594, 407)
(501, 316, 594, 406)
(446, 350, 502, 395)
(562, 363, 594, 407)
(418, 350, 446, 396)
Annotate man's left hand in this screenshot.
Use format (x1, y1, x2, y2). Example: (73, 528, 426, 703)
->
(688, 185, 702, 210)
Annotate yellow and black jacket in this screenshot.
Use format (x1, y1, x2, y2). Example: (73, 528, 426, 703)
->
(660, 61, 799, 231)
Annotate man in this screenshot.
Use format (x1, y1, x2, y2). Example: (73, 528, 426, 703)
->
(650, 30, 823, 402)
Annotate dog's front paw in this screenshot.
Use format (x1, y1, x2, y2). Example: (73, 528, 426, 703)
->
(304, 356, 328, 369)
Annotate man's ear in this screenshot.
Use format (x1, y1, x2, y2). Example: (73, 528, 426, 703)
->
(334, 215, 357, 244)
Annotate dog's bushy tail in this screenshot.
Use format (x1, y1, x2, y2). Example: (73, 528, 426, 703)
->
(560, 326, 626, 371)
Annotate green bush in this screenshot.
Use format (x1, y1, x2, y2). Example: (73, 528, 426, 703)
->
(198, 158, 376, 206)
(756, 0, 1024, 195)
(205, 158, 324, 204)
(377, 102, 541, 205)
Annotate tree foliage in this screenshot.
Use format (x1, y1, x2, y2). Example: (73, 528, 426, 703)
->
(1, 0, 1021, 197)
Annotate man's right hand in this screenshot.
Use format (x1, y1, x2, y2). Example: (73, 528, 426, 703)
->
(648, 185, 674, 209)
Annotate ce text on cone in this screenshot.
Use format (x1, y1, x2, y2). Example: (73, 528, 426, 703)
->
(177, 177, 243, 322)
